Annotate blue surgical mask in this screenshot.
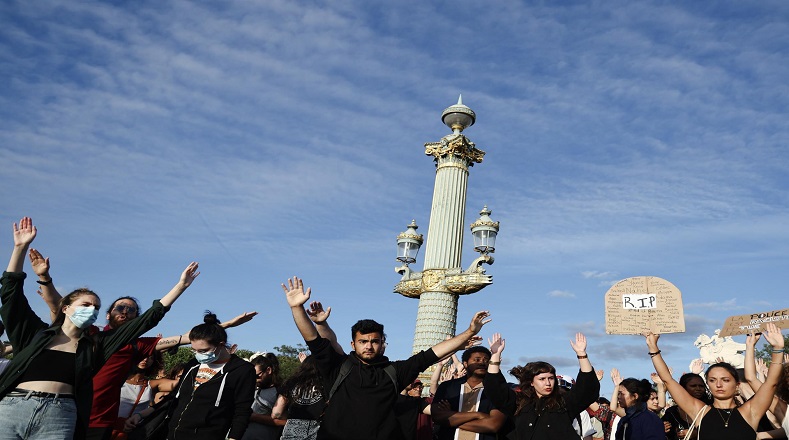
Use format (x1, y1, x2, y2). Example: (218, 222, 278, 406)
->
(68, 306, 99, 329)
(195, 349, 219, 364)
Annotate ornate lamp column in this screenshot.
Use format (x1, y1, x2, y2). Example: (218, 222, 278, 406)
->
(394, 97, 499, 368)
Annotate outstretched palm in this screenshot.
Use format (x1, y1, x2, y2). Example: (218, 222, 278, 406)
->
(282, 276, 311, 308)
(488, 333, 505, 356)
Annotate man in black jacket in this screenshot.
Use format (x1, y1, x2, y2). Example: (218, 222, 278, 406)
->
(282, 276, 491, 440)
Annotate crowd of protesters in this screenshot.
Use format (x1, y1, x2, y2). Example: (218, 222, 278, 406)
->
(1, 217, 788, 440)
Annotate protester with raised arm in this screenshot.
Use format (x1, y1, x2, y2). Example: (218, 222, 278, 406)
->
(28, 247, 252, 440)
(282, 275, 491, 440)
(744, 332, 789, 440)
(483, 332, 600, 439)
(645, 324, 785, 439)
(0, 217, 199, 440)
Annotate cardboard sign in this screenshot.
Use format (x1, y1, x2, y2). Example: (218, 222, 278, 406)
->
(718, 308, 789, 337)
(605, 276, 685, 335)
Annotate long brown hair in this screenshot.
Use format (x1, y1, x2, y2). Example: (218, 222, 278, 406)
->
(510, 361, 565, 414)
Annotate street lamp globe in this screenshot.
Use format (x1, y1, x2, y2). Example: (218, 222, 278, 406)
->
(470, 206, 499, 254)
(442, 95, 476, 133)
(396, 220, 423, 265)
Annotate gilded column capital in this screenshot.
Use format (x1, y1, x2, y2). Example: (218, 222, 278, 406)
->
(424, 134, 485, 166)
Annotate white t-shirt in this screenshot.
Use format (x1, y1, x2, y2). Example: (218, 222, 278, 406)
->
(118, 382, 153, 418)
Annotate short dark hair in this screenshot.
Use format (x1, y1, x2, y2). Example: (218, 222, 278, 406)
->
(462, 346, 492, 362)
(351, 319, 384, 340)
(597, 397, 610, 405)
(189, 311, 228, 346)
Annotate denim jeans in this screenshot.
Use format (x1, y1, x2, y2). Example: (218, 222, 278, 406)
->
(0, 394, 77, 439)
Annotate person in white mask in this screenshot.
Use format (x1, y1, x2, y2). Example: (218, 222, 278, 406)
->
(0, 216, 200, 440)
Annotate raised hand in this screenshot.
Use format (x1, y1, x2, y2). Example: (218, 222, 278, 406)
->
(644, 331, 660, 351)
(179, 262, 200, 288)
(28, 249, 50, 277)
(223, 311, 258, 328)
(746, 332, 762, 348)
(488, 333, 505, 356)
(298, 352, 308, 363)
(463, 335, 483, 349)
(596, 369, 604, 381)
(690, 358, 703, 374)
(763, 323, 785, 349)
(611, 368, 623, 386)
(467, 311, 491, 334)
(306, 301, 331, 323)
(282, 276, 311, 308)
(570, 333, 587, 354)
(651, 372, 664, 385)
(755, 358, 768, 380)
(12, 217, 37, 247)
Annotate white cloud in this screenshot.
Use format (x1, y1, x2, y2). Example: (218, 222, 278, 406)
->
(548, 290, 576, 299)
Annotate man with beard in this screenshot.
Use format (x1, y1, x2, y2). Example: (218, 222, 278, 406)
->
(32, 250, 256, 440)
(282, 276, 491, 440)
(431, 346, 506, 440)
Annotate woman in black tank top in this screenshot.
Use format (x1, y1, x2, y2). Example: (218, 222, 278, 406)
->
(644, 324, 786, 440)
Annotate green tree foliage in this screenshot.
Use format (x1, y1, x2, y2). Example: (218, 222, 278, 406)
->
(275, 344, 309, 380)
(755, 334, 789, 364)
(160, 343, 310, 380)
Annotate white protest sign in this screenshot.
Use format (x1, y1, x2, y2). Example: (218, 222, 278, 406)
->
(605, 276, 685, 335)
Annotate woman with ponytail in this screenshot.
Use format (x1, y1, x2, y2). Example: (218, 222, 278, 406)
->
(614, 378, 664, 440)
(158, 312, 256, 440)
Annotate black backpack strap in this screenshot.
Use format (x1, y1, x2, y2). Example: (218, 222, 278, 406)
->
(327, 357, 354, 402)
(327, 358, 400, 402)
(383, 364, 398, 393)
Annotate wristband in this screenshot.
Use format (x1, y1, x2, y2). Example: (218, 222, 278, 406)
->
(489, 361, 501, 366)
(576, 355, 588, 359)
(649, 350, 661, 357)
(36, 278, 53, 285)
(769, 347, 786, 354)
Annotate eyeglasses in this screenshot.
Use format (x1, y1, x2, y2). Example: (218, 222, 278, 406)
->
(189, 346, 218, 355)
(112, 305, 138, 315)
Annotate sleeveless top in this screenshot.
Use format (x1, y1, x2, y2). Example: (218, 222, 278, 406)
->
(699, 406, 755, 440)
(18, 349, 76, 385)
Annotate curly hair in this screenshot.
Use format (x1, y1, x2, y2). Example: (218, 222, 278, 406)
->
(509, 361, 565, 414)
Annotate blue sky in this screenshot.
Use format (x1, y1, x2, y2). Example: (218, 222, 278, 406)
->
(2, 1, 788, 396)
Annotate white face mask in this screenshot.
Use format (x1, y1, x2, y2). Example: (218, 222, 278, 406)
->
(68, 306, 99, 329)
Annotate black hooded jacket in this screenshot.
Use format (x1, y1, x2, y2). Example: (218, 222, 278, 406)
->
(306, 336, 438, 440)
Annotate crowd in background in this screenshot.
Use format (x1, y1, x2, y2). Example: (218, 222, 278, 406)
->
(1, 217, 788, 440)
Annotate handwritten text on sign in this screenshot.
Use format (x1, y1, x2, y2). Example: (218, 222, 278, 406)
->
(623, 294, 657, 309)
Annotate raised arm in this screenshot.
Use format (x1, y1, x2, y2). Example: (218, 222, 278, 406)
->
(744, 332, 763, 392)
(609, 368, 626, 417)
(645, 332, 706, 417)
(431, 311, 491, 359)
(741, 323, 786, 427)
(156, 310, 258, 351)
(570, 332, 593, 372)
(159, 262, 200, 307)
(651, 372, 667, 410)
(306, 301, 343, 354)
(7, 217, 36, 272)
(28, 248, 61, 322)
(282, 276, 317, 341)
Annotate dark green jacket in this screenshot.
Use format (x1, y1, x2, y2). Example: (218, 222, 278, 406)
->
(0, 271, 171, 439)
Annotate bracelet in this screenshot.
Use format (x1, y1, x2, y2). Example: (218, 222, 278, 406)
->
(576, 355, 588, 359)
(36, 278, 53, 285)
(769, 347, 786, 354)
(489, 361, 501, 366)
(177, 335, 183, 346)
(649, 350, 661, 357)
